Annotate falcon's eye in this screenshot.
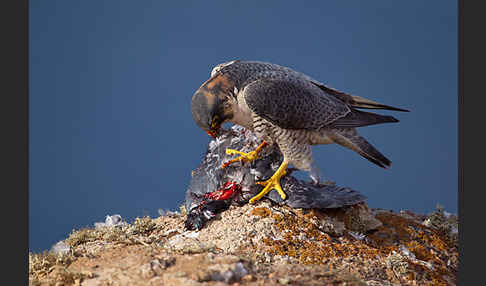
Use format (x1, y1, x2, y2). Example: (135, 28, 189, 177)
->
(211, 115, 220, 129)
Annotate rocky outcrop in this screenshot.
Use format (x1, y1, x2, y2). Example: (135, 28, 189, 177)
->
(29, 127, 458, 285)
(29, 202, 458, 285)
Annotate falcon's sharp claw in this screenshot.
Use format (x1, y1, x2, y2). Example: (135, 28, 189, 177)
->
(221, 141, 268, 169)
(225, 149, 247, 156)
(249, 161, 289, 203)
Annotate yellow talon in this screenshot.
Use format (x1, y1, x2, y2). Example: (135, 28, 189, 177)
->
(249, 161, 289, 203)
(221, 141, 268, 169)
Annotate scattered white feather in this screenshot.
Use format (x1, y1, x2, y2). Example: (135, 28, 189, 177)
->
(399, 245, 416, 259)
(348, 231, 366, 241)
(184, 231, 200, 238)
(94, 214, 127, 229)
(422, 218, 432, 227)
(50, 241, 70, 255)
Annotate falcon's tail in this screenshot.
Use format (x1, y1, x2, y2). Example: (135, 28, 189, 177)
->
(330, 129, 392, 169)
(350, 95, 410, 112)
(310, 81, 410, 112)
(330, 109, 399, 129)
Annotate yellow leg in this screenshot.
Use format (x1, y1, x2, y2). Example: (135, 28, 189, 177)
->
(249, 160, 289, 203)
(221, 141, 268, 169)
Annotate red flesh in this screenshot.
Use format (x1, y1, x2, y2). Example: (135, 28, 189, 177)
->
(204, 181, 241, 201)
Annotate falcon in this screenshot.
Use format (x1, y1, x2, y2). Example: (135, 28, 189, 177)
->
(191, 60, 408, 204)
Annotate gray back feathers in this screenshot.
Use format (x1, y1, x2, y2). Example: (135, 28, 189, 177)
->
(217, 60, 405, 131)
(243, 77, 350, 130)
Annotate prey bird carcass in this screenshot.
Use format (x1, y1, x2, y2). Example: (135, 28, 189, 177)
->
(184, 126, 367, 230)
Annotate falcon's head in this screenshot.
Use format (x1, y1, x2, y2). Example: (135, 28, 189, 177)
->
(191, 72, 235, 138)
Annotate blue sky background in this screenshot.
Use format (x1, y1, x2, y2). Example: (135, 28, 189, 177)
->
(30, 1, 457, 252)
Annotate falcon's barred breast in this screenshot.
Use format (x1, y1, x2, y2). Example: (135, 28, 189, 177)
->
(191, 60, 408, 203)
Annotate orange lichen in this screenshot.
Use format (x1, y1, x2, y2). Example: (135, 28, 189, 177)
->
(371, 212, 415, 244)
(262, 207, 384, 264)
(251, 207, 272, 218)
(406, 241, 433, 262)
(406, 260, 452, 286)
(424, 233, 449, 253)
(256, 205, 457, 285)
